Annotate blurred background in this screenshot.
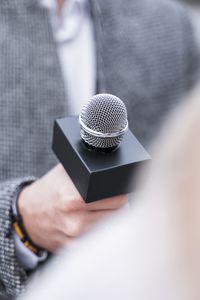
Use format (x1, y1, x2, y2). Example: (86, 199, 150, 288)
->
(180, 0, 200, 19)
(182, 0, 200, 84)
(181, 0, 200, 17)
(182, 0, 199, 4)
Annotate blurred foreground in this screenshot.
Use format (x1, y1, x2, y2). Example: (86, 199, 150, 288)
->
(20, 86, 200, 299)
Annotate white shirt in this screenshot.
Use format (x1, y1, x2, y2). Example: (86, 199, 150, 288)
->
(15, 0, 96, 270)
(41, 0, 96, 115)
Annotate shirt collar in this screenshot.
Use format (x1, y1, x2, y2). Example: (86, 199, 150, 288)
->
(39, 0, 89, 44)
(39, 0, 87, 11)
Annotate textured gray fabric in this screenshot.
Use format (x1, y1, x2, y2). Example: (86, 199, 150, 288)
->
(0, 0, 199, 297)
(0, 178, 35, 297)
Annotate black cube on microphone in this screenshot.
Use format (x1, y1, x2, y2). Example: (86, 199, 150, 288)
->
(52, 116, 151, 203)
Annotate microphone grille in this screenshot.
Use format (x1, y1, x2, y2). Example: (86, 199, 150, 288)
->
(79, 94, 128, 149)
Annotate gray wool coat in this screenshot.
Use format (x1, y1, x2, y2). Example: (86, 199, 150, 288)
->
(0, 0, 199, 297)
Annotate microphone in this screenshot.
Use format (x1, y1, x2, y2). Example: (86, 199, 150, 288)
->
(52, 93, 150, 203)
(79, 94, 128, 152)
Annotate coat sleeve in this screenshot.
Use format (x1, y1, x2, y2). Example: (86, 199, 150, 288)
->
(0, 178, 36, 298)
(182, 5, 200, 89)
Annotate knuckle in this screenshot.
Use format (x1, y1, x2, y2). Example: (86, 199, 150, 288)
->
(68, 218, 86, 237)
(116, 195, 128, 207)
(62, 197, 85, 213)
(68, 197, 85, 211)
(57, 189, 80, 211)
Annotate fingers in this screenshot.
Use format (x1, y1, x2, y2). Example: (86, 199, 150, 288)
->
(59, 189, 128, 212)
(86, 194, 128, 211)
(53, 164, 128, 212)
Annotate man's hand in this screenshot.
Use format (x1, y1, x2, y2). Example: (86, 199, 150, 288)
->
(18, 164, 128, 252)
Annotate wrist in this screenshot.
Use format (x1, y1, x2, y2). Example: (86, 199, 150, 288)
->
(13, 183, 45, 255)
(17, 186, 30, 224)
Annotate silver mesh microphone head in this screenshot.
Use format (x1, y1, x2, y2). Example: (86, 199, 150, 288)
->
(79, 94, 128, 150)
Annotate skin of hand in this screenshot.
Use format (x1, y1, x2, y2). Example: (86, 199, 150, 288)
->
(18, 164, 128, 252)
